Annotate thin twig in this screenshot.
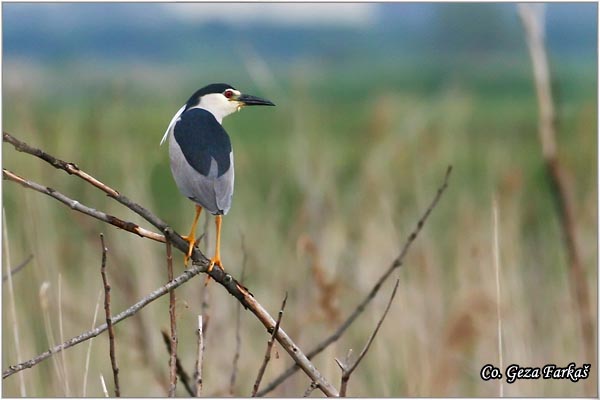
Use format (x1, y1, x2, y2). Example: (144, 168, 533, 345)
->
(257, 166, 452, 396)
(3, 169, 165, 243)
(2, 254, 33, 282)
(229, 235, 248, 395)
(166, 239, 178, 397)
(160, 330, 194, 397)
(336, 279, 400, 397)
(194, 315, 204, 397)
(252, 293, 288, 397)
(100, 234, 120, 397)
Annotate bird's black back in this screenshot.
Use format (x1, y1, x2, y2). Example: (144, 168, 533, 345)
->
(174, 108, 232, 177)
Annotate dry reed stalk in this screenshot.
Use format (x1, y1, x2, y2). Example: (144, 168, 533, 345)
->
(39, 281, 64, 394)
(492, 198, 504, 397)
(99, 374, 109, 397)
(518, 5, 594, 385)
(83, 290, 103, 397)
(2, 209, 27, 396)
(57, 274, 71, 396)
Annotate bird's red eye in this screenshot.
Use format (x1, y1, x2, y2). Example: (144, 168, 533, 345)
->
(224, 90, 233, 98)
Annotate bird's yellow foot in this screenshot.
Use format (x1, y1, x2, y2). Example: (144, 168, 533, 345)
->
(182, 205, 203, 266)
(181, 234, 197, 267)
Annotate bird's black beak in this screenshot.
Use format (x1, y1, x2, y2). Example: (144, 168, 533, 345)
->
(237, 93, 275, 106)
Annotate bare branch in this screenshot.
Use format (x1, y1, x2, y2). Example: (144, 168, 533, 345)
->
(3, 133, 347, 397)
(3, 169, 165, 243)
(194, 315, 204, 397)
(2, 254, 33, 282)
(252, 293, 288, 397)
(337, 279, 399, 396)
(166, 239, 178, 397)
(100, 234, 120, 397)
(160, 330, 194, 397)
(257, 166, 452, 396)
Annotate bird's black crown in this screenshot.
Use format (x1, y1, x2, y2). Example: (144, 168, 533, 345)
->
(185, 83, 235, 109)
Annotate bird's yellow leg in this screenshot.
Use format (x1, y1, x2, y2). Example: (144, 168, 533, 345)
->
(205, 215, 224, 285)
(182, 205, 202, 266)
(209, 215, 224, 272)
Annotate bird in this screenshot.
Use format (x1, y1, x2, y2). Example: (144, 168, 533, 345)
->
(160, 83, 275, 272)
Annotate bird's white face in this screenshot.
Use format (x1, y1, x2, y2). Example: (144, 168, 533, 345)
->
(197, 89, 243, 123)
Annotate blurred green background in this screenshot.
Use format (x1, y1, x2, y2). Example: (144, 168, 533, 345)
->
(2, 3, 597, 397)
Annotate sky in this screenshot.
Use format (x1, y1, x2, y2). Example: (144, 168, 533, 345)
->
(163, 3, 378, 27)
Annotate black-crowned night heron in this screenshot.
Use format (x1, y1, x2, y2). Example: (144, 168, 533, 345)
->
(160, 83, 274, 272)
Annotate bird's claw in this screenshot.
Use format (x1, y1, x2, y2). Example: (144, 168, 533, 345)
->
(204, 258, 223, 286)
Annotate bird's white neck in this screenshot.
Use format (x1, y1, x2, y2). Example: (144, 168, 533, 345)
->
(195, 93, 239, 124)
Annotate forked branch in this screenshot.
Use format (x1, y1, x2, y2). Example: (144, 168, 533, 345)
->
(3, 132, 339, 397)
(336, 279, 400, 396)
(3, 169, 165, 243)
(257, 166, 452, 396)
